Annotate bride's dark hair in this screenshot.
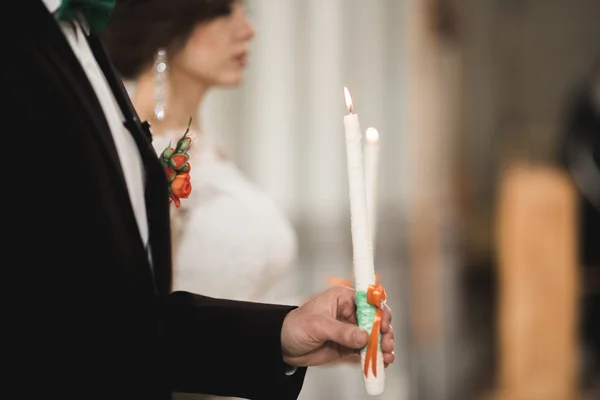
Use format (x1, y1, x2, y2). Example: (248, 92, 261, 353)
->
(101, 0, 236, 79)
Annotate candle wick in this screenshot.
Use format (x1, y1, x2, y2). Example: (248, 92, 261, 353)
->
(349, 104, 354, 114)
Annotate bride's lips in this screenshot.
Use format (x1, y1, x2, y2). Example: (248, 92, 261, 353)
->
(234, 52, 248, 67)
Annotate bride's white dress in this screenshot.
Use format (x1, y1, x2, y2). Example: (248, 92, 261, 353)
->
(152, 130, 300, 400)
(152, 130, 299, 304)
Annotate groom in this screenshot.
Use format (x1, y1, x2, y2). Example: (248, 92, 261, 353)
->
(9, 0, 394, 399)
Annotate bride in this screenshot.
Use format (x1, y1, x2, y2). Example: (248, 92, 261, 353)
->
(101, 0, 299, 351)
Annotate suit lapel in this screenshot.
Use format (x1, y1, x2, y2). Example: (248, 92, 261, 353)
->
(87, 35, 173, 295)
(86, 35, 154, 151)
(36, 11, 130, 203)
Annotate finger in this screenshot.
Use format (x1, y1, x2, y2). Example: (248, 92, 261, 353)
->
(332, 285, 357, 305)
(338, 300, 358, 324)
(381, 328, 395, 354)
(383, 351, 395, 366)
(320, 318, 368, 350)
(380, 304, 392, 333)
(333, 286, 358, 321)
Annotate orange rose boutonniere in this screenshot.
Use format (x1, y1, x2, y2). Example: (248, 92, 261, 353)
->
(159, 117, 193, 208)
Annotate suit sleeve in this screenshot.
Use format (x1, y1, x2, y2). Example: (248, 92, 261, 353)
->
(164, 291, 307, 399)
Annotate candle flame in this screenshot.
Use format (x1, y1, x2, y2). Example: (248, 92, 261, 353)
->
(366, 127, 379, 143)
(344, 87, 354, 113)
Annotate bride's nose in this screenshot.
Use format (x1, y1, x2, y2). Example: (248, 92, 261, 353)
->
(236, 15, 255, 41)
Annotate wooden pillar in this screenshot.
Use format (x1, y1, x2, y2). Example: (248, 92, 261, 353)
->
(495, 163, 579, 400)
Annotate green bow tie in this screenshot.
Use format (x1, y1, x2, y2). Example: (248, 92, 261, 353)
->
(57, 0, 115, 35)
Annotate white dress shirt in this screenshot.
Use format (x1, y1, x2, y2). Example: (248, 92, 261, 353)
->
(42, 0, 151, 260)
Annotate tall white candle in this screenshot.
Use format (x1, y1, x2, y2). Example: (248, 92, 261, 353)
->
(343, 87, 376, 291)
(343, 87, 384, 396)
(364, 127, 380, 252)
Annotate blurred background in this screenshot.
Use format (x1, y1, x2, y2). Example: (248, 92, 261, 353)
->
(129, 0, 600, 398)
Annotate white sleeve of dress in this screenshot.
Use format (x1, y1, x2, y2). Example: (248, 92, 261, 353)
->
(257, 266, 308, 306)
(172, 191, 269, 300)
(172, 188, 301, 304)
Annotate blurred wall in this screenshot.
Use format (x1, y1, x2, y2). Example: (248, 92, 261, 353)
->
(462, 0, 600, 264)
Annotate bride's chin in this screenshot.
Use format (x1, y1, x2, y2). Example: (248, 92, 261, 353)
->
(217, 74, 244, 88)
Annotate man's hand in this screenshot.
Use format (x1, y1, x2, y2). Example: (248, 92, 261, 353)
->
(280, 286, 395, 367)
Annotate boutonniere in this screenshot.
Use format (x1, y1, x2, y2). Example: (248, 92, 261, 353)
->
(159, 117, 193, 208)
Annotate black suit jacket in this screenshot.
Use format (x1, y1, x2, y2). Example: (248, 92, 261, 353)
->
(7, 1, 306, 399)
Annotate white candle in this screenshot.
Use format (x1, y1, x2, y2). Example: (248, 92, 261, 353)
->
(343, 87, 376, 291)
(343, 87, 384, 396)
(364, 127, 380, 252)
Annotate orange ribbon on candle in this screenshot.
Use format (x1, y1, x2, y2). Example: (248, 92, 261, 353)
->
(364, 283, 387, 378)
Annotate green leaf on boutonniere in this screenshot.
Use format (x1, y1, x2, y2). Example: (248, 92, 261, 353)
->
(178, 162, 191, 173)
(160, 146, 174, 163)
(176, 137, 193, 153)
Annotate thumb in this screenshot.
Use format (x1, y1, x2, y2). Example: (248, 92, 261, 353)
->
(322, 319, 368, 349)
